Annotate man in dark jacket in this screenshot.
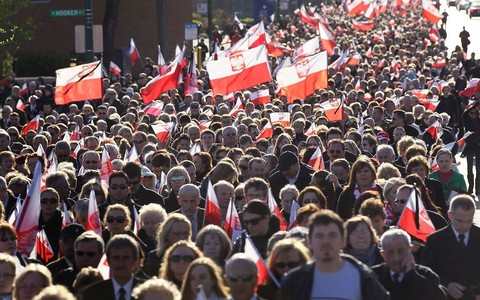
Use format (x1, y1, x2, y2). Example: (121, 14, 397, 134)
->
(122, 162, 163, 206)
(281, 210, 389, 300)
(372, 228, 446, 300)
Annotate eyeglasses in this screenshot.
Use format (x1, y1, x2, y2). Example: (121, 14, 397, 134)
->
(227, 274, 255, 283)
(171, 176, 186, 182)
(106, 216, 126, 223)
(76, 251, 98, 257)
(84, 160, 99, 164)
(110, 185, 128, 190)
(243, 216, 265, 226)
(169, 255, 195, 263)
(133, 139, 146, 144)
(40, 198, 58, 205)
(0, 236, 16, 242)
(275, 261, 301, 269)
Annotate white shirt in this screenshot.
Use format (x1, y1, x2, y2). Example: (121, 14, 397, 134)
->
(452, 226, 469, 246)
(112, 277, 133, 300)
(389, 270, 405, 282)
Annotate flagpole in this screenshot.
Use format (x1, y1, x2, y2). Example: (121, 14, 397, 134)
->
(246, 235, 281, 288)
(413, 183, 420, 229)
(227, 197, 234, 236)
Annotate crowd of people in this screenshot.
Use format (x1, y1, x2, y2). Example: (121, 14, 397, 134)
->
(0, 0, 480, 299)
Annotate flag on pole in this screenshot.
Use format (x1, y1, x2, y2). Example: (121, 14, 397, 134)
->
(292, 36, 320, 62)
(144, 101, 164, 117)
(457, 131, 474, 147)
(185, 54, 198, 96)
(61, 202, 71, 228)
(308, 146, 325, 170)
(54, 61, 103, 105)
(126, 145, 140, 163)
(352, 20, 375, 31)
(305, 122, 317, 136)
(288, 200, 301, 230)
(157, 45, 167, 75)
(268, 189, 287, 231)
(87, 190, 102, 235)
(151, 122, 175, 143)
(224, 198, 243, 243)
(100, 147, 113, 186)
(459, 78, 480, 97)
(129, 38, 141, 66)
(234, 14, 244, 30)
(109, 61, 121, 76)
(244, 236, 280, 288)
(16, 99, 26, 110)
(397, 186, 436, 242)
(8, 195, 22, 225)
(422, 0, 442, 23)
(205, 181, 222, 226)
(270, 112, 291, 127)
(21, 115, 40, 136)
(250, 89, 271, 106)
(229, 97, 244, 117)
(256, 120, 273, 141)
(320, 97, 345, 122)
(30, 229, 55, 263)
(14, 161, 42, 256)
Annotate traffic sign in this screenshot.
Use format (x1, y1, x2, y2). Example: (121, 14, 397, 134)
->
(50, 9, 85, 17)
(185, 23, 198, 41)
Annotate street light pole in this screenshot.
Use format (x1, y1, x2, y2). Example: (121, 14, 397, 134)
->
(84, 0, 94, 62)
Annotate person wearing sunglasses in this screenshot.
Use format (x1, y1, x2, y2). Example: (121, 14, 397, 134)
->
(38, 188, 63, 263)
(224, 253, 258, 300)
(159, 240, 203, 289)
(258, 239, 310, 299)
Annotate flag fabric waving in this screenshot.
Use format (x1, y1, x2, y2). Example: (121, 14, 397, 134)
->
(144, 101, 164, 117)
(205, 181, 222, 226)
(397, 186, 436, 242)
(14, 160, 42, 256)
(100, 147, 113, 186)
(256, 120, 273, 141)
(152, 122, 175, 143)
(321, 97, 345, 122)
(87, 190, 102, 235)
(250, 89, 271, 106)
(244, 236, 280, 288)
(422, 0, 442, 23)
(308, 146, 325, 170)
(31, 229, 55, 263)
(129, 38, 141, 66)
(224, 198, 243, 243)
(109, 61, 121, 76)
(21, 115, 40, 136)
(459, 78, 480, 97)
(270, 112, 291, 127)
(318, 23, 336, 56)
(206, 45, 272, 96)
(292, 36, 320, 62)
(277, 51, 328, 102)
(54, 61, 103, 105)
(268, 189, 288, 231)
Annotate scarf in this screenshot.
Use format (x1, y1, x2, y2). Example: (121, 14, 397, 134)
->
(353, 182, 378, 200)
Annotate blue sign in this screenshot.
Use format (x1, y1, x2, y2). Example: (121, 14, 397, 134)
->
(253, 0, 276, 21)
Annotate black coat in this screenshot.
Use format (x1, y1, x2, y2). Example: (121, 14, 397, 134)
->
(83, 277, 145, 300)
(131, 184, 163, 207)
(268, 163, 315, 203)
(372, 263, 446, 300)
(280, 255, 390, 300)
(423, 225, 480, 289)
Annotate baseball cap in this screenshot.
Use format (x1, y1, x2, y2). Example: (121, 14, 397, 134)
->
(278, 151, 299, 172)
(377, 131, 390, 141)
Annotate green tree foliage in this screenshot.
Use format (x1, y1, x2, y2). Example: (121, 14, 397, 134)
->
(0, 0, 36, 50)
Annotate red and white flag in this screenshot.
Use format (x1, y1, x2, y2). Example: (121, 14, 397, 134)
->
(109, 61, 121, 76)
(141, 46, 185, 104)
(7, 196, 22, 225)
(277, 51, 328, 102)
(270, 112, 291, 127)
(422, 0, 442, 23)
(157, 45, 167, 75)
(411, 89, 430, 99)
(292, 36, 320, 62)
(54, 61, 103, 105)
(250, 89, 270, 106)
(433, 58, 446, 69)
(457, 131, 474, 147)
(218, 21, 266, 58)
(308, 146, 325, 170)
(305, 122, 317, 136)
(318, 23, 336, 56)
(206, 45, 272, 96)
(419, 97, 440, 111)
(199, 120, 212, 132)
(244, 236, 280, 288)
(266, 33, 291, 57)
(347, 0, 370, 15)
(129, 38, 141, 66)
(100, 146, 113, 186)
(185, 54, 198, 96)
(16, 99, 26, 110)
(459, 78, 480, 97)
(87, 189, 102, 236)
(299, 4, 320, 28)
(329, 50, 349, 70)
(352, 20, 374, 31)
(365, 1, 378, 19)
(31, 229, 54, 263)
(224, 198, 243, 243)
(126, 145, 140, 163)
(229, 97, 244, 117)
(144, 101, 164, 117)
(133, 206, 140, 236)
(429, 24, 440, 42)
(256, 120, 273, 141)
(288, 200, 301, 230)
(152, 122, 174, 143)
(346, 53, 361, 66)
(424, 120, 443, 140)
(234, 14, 244, 30)
(97, 254, 110, 279)
(205, 181, 222, 226)
(397, 187, 436, 242)
(61, 202, 71, 229)
(20, 82, 28, 96)
(268, 189, 287, 231)
(366, 47, 373, 59)
(320, 97, 345, 122)
(14, 161, 42, 256)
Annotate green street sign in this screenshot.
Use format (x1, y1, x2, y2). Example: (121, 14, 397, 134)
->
(50, 9, 85, 17)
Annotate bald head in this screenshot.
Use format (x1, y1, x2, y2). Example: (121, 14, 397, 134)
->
(178, 183, 200, 198)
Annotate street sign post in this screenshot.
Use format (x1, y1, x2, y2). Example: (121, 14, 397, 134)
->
(185, 23, 198, 41)
(50, 9, 85, 17)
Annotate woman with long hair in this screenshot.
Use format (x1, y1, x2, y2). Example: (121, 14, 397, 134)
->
(195, 225, 231, 267)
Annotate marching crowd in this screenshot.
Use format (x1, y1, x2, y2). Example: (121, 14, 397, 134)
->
(1, 0, 480, 299)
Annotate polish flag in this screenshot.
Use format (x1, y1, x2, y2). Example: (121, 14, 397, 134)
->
(203, 108, 214, 119)
(457, 131, 474, 147)
(268, 189, 287, 231)
(365, 1, 378, 19)
(320, 97, 345, 122)
(366, 47, 373, 59)
(346, 53, 361, 66)
(300, 4, 320, 27)
(71, 125, 81, 141)
(329, 50, 349, 70)
(87, 190, 102, 236)
(205, 181, 222, 226)
(244, 236, 279, 287)
(234, 14, 244, 30)
(459, 78, 480, 97)
(7, 195, 22, 225)
(397, 187, 436, 242)
(61, 202, 71, 228)
(277, 51, 328, 102)
(250, 89, 270, 106)
(292, 36, 320, 62)
(30, 229, 54, 263)
(141, 46, 185, 104)
(206, 45, 272, 96)
(419, 97, 439, 111)
(229, 97, 244, 117)
(352, 20, 374, 31)
(270, 112, 291, 128)
(288, 200, 301, 230)
(152, 122, 175, 143)
(266, 34, 291, 57)
(129, 38, 141, 66)
(422, 0, 442, 23)
(185, 54, 198, 96)
(256, 120, 273, 141)
(424, 120, 443, 140)
(97, 254, 110, 279)
(109, 61, 121, 76)
(199, 120, 212, 132)
(16, 99, 26, 110)
(308, 146, 325, 170)
(157, 45, 167, 75)
(100, 147, 113, 186)
(305, 122, 317, 136)
(391, 58, 401, 72)
(429, 24, 440, 42)
(224, 198, 243, 242)
(54, 61, 103, 105)
(433, 59, 446, 69)
(379, 0, 389, 12)
(14, 161, 42, 256)
(21, 115, 40, 137)
(355, 79, 361, 91)
(220, 21, 266, 58)
(133, 206, 140, 236)
(126, 145, 140, 163)
(144, 101, 164, 117)
(347, 0, 370, 15)
(71, 139, 83, 159)
(20, 82, 28, 96)
(318, 23, 336, 56)
(411, 89, 430, 99)
(189, 142, 202, 155)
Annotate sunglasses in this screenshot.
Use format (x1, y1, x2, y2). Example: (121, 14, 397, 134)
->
(275, 261, 301, 269)
(84, 160, 99, 164)
(169, 255, 195, 263)
(171, 176, 186, 182)
(243, 216, 265, 226)
(111, 185, 128, 190)
(76, 251, 97, 257)
(227, 274, 255, 283)
(40, 198, 58, 205)
(0, 236, 16, 242)
(395, 199, 407, 204)
(106, 216, 126, 223)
